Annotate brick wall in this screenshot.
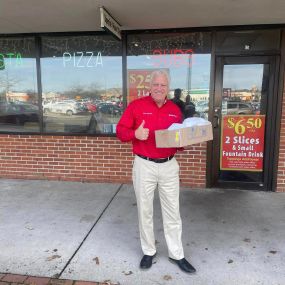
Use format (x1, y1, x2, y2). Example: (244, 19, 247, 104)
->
(276, 80, 285, 192)
(0, 135, 207, 188)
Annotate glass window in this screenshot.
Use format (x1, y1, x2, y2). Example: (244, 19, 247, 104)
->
(41, 35, 122, 134)
(127, 32, 211, 120)
(0, 37, 39, 132)
(222, 64, 264, 116)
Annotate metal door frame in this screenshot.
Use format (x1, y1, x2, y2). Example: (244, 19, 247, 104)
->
(209, 55, 279, 191)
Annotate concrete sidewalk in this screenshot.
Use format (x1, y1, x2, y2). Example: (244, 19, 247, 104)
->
(0, 179, 284, 285)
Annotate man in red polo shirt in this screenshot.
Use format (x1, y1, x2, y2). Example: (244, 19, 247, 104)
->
(116, 70, 196, 274)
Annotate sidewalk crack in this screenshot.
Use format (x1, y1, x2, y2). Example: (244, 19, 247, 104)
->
(57, 183, 124, 278)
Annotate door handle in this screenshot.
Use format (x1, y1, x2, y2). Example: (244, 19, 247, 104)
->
(213, 107, 220, 128)
(213, 114, 219, 128)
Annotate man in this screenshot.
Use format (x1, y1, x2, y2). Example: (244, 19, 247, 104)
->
(116, 70, 196, 274)
(172, 88, 185, 116)
(184, 94, 197, 118)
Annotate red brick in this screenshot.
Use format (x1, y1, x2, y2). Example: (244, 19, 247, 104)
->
(24, 277, 50, 285)
(74, 282, 98, 285)
(0, 135, 207, 188)
(49, 279, 73, 285)
(2, 274, 28, 283)
(0, 274, 6, 280)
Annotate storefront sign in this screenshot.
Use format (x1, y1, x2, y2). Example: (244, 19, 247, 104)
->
(62, 52, 103, 68)
(220, 115, 265, 171)
(100, 7, 121, 40)
(152, 49, 193, 68)
(127, 69, 169, 103)
(0, 53, 22, 69)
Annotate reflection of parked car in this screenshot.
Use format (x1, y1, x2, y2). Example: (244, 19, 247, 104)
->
(86, 102, 97, 112)
(75, 101, 88, 112)
(251, 102, 261, 114)
(222, 101, 255, 115)
(116, 101, 123, 108)
(43, 101, 81, 116)
(0, 102, 39, 125)
(196, 101, 209, 113)
(98, 104, 122, 116)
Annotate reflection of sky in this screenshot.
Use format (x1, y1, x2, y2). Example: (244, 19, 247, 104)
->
(128, 54, 211, 90)
(0, 59, 37, 92)
(223, 64, 264, 90)
(41, 56, 122, 93)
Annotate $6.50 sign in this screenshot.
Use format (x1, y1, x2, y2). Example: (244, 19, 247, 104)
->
(220, 115, 265, 171)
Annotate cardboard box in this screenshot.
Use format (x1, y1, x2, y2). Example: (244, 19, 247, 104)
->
(155, 123, 213, 148)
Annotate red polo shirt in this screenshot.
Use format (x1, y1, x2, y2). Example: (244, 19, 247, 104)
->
(116, 95, 182, 158)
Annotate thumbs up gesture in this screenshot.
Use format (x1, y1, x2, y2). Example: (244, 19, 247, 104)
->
(135, 120, 149, 141)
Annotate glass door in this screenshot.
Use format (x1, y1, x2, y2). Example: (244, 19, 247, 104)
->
(211, 56, 277, 190)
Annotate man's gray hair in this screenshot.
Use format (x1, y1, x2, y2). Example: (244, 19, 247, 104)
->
(150, 69, 170, 85)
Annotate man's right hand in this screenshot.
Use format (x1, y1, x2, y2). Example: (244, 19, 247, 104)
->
(135, 120, 149, 141)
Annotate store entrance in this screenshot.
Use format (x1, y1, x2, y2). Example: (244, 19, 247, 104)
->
(211, 56, 278, 191)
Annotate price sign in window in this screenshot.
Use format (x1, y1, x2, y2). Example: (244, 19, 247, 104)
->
(220, 115, 265, 171)
(127, 69, 169, 103)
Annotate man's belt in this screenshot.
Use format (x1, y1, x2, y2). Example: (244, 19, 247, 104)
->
(137, 154, 174, 163)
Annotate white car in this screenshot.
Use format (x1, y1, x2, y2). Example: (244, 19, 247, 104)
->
(43, 101, 81, 116)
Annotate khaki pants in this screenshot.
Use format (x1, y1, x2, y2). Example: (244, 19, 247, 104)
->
(132, 155, 184, 260)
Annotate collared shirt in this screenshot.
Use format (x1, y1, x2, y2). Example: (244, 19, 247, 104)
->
(116, 95, 182, 159)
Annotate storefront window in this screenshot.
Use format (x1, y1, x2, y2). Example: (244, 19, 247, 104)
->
(41, 35, 122, 134)
(0, 37, 39, 132)
(127, 32, 211, 119)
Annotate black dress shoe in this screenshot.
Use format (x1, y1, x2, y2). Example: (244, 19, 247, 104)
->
(169, 257, 196, 273)
(140, 254, 156, 269)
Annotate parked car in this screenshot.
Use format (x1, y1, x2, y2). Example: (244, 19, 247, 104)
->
(85, 102, 97, 112)
(196, 101, 209, 113)
(43, 101, 81, 116)
(116, 101, 123, 108)
(98, 103, 122, 116)
(222, 101, 255, 115)
(251, 102, 261, 114)
(0, 102, 39, 125)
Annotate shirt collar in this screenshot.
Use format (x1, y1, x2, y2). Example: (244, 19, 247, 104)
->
(149, 94, 168, 107)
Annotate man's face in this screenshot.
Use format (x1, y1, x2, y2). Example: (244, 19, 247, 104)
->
(150, 74, 169, 106)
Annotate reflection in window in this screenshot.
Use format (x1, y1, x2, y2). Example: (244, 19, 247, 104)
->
(127, 32, 211, 120)
(41, 35, 122, 134)
(0, 37, 39, 132)
(222, 64, 264, 115)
